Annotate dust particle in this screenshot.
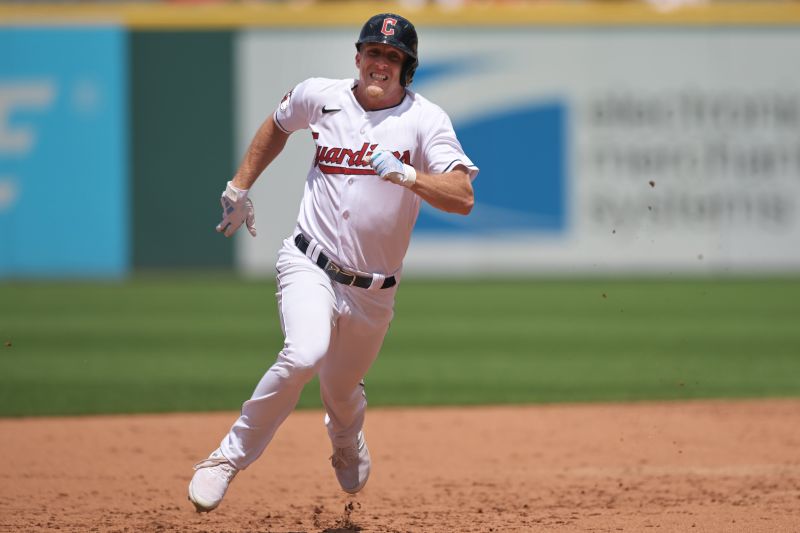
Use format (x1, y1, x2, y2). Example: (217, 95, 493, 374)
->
(602, 293, 607, 299)
(312, 505, 324, 528)
(649, 180, 655, 188)
(338, 501, 361, 530)
(4, 341, 11, 347)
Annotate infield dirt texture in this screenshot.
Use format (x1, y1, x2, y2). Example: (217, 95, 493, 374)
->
(2, 399, 800, 532)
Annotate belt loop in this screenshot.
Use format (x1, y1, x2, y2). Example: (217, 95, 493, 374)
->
(367, 273, 386, 291)
(309, 242, 323, 264)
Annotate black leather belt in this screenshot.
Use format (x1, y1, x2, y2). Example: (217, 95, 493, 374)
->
(294, 234, 396, 289)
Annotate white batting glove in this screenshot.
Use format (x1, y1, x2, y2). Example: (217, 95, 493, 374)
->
(216, 181, 257, 238)
(369, 150, 417, 187)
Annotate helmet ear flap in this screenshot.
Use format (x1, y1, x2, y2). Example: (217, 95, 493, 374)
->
(402, 58, 418, 87)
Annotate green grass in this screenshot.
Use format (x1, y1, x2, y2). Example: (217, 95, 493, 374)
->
(1, 275, 799, 416)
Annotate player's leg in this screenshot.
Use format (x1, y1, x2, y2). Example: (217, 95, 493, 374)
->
(221, 240, 337, 468)
(318, 287, 394, 493)
(319, 319, 388, 448)
(189, 238, 336, 511)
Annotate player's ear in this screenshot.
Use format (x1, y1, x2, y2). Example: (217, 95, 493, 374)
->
(355, 52, 361, 68)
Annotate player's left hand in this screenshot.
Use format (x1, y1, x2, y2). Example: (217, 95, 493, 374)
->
(369, 150, 417, 187)
(216, 181, 257, 238)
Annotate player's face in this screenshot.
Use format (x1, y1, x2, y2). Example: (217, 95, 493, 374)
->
(356, 43, 406, 106)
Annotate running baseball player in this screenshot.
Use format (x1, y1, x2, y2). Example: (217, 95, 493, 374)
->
(188, 12, 478, 512)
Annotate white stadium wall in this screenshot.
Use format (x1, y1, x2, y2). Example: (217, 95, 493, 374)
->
(235, 26, 800, 277)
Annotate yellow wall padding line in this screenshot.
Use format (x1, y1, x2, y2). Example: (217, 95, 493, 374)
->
(1, 1, 800, 29)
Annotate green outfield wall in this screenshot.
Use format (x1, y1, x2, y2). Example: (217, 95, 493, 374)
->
(131, 31, 235, 269)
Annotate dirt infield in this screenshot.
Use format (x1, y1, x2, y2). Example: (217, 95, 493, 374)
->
(2, 399, 799, 532)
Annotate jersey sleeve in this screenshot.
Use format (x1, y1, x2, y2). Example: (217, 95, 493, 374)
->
(273, 78, 316, 134)
(419, 106, 479, 181)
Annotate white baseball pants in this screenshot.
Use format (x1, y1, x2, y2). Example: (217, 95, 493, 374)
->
(220, 235, 396, 469)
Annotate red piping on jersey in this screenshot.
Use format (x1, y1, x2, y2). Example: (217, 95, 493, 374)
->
(318, 164, 378, 175)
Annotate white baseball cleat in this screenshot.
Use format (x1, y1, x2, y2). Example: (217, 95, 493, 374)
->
(188, 448, 239, 512)
(330, 431, 371, 494)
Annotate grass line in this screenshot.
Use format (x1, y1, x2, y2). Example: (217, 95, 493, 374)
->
(1, 276, 798, 416)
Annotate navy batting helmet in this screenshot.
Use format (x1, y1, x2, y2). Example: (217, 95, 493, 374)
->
(355, 13, 418, 87)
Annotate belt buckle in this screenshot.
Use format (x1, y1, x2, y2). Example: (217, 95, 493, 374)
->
(325, 261, 342, 276)
(325, 260, 357, 286)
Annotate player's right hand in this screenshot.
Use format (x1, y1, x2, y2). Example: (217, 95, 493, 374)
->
(216, 181, 257, 238)
(369, 150, 417, 187)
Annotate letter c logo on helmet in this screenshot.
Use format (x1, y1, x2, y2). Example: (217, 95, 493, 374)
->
(381, 18, 397, 36)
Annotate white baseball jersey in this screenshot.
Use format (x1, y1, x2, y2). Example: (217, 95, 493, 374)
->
(274, 77, 478, 276)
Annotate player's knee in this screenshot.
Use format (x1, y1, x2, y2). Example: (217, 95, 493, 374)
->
(288, 336, 330, 363)
(320, 379, 362, 403)
(273, 348, 324, 383)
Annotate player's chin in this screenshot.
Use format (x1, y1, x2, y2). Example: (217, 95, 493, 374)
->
(365, 84, 386, 98)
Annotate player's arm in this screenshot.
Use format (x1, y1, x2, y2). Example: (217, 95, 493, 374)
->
(369, 152, 474, 215)
(216, 115, 291, 237)
(232, 115, 291, 190)
(407, 166, 473, 215)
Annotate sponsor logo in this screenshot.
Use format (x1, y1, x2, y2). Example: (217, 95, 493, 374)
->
(0, 81, 56, 155)
(0, 81, 56, 214)
(321, 105, 341, 114)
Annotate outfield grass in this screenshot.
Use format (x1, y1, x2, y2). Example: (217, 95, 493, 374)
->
(1, 275, 798, 416)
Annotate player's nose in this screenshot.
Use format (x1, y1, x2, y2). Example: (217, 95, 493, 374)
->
(374, 53, 390, 68)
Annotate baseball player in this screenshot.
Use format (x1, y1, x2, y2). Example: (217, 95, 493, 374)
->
(188, 12, 478, 512)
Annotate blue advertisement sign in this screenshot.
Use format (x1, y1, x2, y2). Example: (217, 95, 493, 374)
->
(0, 27, 128, 278)
(412, 60, 567, 235)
